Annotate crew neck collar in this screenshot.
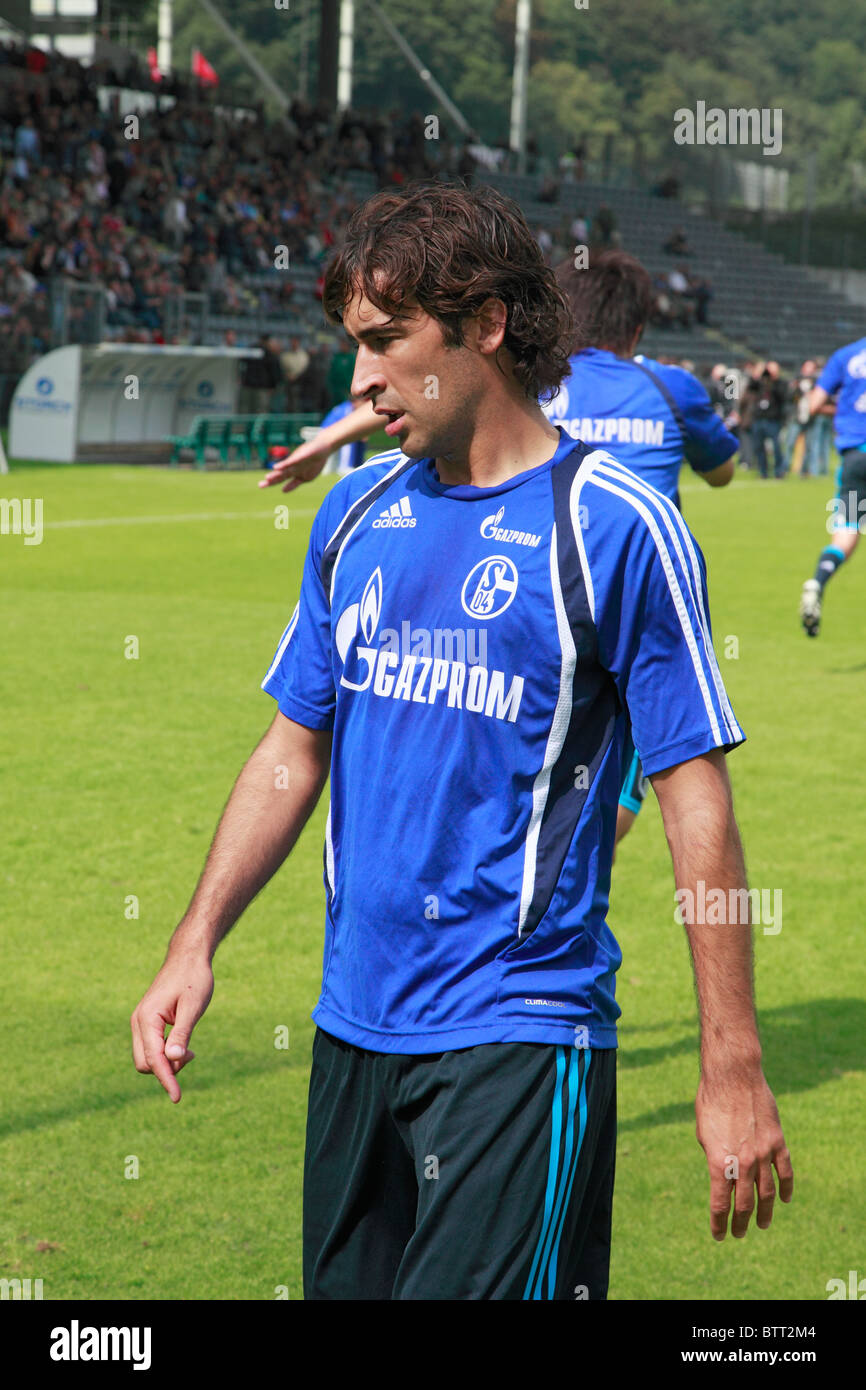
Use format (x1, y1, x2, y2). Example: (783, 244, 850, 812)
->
(420, 427, 580, 500)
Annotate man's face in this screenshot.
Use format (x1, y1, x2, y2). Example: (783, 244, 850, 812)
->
(342, 284, 492, 460)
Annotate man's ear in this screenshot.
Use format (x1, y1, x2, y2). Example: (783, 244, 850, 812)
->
(469, 297, 508, 357)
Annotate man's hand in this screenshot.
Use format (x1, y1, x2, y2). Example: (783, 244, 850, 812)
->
(129, 715, 331, 1104)
(652, 750, 794, 1240)
(258, 437, 332, 493)
(696, 1067, 794, 1240)
(130, 952, 214, 1103)
(258, 399, 378, 492)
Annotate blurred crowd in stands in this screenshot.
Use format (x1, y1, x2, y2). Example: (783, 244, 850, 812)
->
(0, 37, 844, 476)
(0, 37, 477, 419)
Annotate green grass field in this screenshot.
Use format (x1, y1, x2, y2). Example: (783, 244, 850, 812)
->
(1, 453, 863, 1301)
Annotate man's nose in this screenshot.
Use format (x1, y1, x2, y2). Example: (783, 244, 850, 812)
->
(351, 344, 387, 401)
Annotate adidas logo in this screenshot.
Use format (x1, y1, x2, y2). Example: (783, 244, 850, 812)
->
(372, 497, 417, 529)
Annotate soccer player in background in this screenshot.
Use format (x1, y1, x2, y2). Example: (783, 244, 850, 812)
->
(548, 250, 737, 508)
(545, 250, 738, 841)
(800, 335, 864, 637)
(132, 182, 791, 1300)
(262, 248, 738, 847)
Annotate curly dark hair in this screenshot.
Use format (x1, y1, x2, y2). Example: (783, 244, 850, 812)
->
(323, 180, 572, 403)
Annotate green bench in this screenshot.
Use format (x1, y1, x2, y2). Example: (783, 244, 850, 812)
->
(168, 414, 252, 468)
(250, 413, 321, 465)
(168, 413, 321, 469)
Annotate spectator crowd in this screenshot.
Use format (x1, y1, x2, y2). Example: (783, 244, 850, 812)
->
(0, 37, 476, 420)
(0, 35, 844, 468)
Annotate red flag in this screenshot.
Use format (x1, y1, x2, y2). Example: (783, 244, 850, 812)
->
(191, 49, 218, 86)
(147, 47, 162, 83)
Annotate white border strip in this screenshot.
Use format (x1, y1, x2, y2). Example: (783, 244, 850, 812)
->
(518, 524, 576, 938)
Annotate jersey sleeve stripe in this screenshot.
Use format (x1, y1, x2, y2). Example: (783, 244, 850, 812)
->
(583, 462, 725, 747)
(261, 600, 300, 688)
(592, 456, 743, 745)
(646, 483, 743, 744)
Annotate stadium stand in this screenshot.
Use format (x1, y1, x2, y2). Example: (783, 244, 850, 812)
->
(485, 172, 866, 369)
(3, 35, 866, 429)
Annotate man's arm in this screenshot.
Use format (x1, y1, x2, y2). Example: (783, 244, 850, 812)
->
(130, 713, 331, 1102)
(808, 384, 836, 418)
(676, 370, 738, 485)
(651, 749, 793, 1240)
(699, 458, 735, 487)
(257, 399, 377, 492)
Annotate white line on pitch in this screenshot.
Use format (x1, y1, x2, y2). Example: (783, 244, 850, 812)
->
(43, 509, 316, 530)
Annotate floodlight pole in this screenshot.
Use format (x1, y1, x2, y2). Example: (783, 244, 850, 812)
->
(337, 0, 354, 109)
(510, 0, 531, 174)
(157, 0, 173, 76)
(299, 0, 310, 100)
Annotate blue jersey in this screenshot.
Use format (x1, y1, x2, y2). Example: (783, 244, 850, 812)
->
(542, 347, 738, 502)
(817, 337, 866, 451)
(262, 429, 744, 1054)
(321, 400, 365, 470)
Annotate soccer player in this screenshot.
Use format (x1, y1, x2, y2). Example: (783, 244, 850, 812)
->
(799, 335, 864, 637)
(131, 182, 792, 1301)
(545, 251, 738, 841)
(262, 249, 738, 845)
(548, 251, 737, 508)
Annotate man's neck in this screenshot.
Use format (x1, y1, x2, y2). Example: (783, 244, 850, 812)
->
(433, 399, 561, 488)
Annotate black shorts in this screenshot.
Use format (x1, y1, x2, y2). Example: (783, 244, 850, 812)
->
(303, 1027, 617, 1301)
(833, 448, 866, 531)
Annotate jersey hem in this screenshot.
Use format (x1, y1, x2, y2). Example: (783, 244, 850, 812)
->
(311, 1003, 618, 1054)
(639, 729, 745, 778)
(262, 685, 335, 731)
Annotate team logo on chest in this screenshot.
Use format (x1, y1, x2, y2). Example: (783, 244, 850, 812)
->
(334, 567, 525, 722)
(461, 556, 519, 619)
(479, 505, 542, 549)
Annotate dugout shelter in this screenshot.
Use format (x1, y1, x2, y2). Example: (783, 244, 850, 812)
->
(8, 344, 260, 463)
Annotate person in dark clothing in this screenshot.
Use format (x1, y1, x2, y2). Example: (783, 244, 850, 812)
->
(663, 227, 691, 256)
(745, 368, 787, 478)
(593, 203, 617, 247)
(240, 335, 282, 415)
(687, 273, 713, 325)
